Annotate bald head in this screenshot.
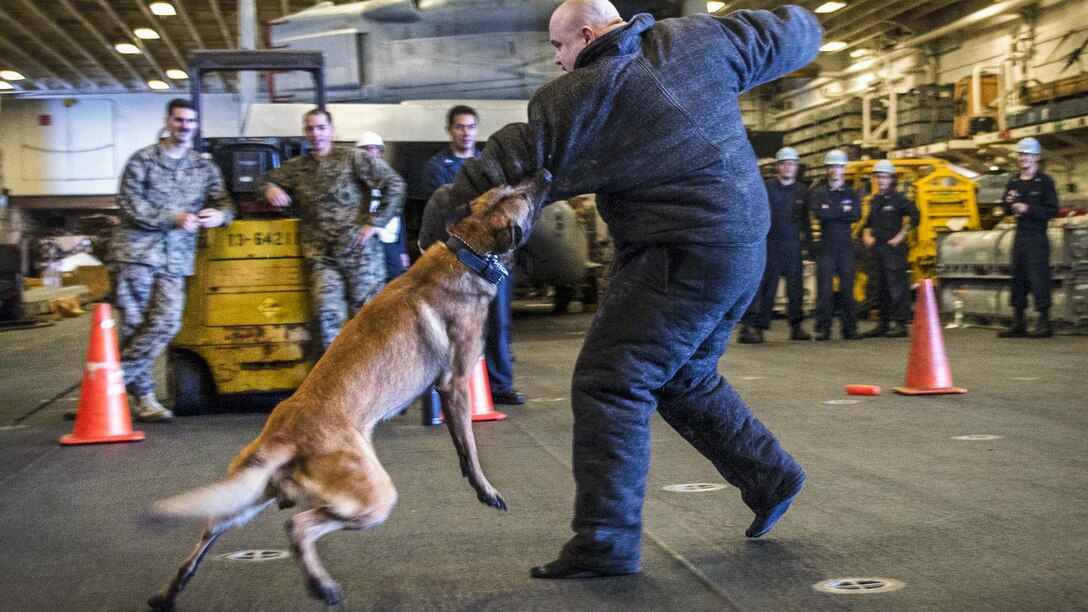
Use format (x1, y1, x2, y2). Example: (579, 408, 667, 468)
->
(549, 0, 625, 72)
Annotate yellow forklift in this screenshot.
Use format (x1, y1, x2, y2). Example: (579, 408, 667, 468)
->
(169, 51, 325, 414)
(844, 158, 981, 303)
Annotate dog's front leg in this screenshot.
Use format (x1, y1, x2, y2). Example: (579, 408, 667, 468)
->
(437, 382, 508, 511)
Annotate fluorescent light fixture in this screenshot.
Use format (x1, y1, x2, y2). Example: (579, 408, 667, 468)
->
(115, 43, 141, 54)
(0, 81, 13, 90)
(134, 28, 160, 40)
(815, 2, 846, 13)
(148, 80, 169, 90)
(165, 69, 188, 80)
(849, 48, 871, 58)
(706, 1, 726, 11)
(149, 2, 177, 16)
(0, 70, 25, 80)
(820, 41, 848, 52)
(989, 165, 1000, 172)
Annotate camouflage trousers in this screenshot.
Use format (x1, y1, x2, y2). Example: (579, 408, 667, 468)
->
(108, 263, 186, 396)
(310, 237, 386, 349)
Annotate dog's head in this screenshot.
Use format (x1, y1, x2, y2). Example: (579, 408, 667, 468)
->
(449, 169, 552, 254)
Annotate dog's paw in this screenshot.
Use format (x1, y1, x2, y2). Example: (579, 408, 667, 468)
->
(147, 592, 175, 611)
(478, 490, 508, 511)
(308, 578, 344, 606)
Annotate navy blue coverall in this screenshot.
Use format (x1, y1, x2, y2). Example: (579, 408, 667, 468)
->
(862, 189, 919, 324)
(742, 178, 811, 330)
(1003, 171, 1059, 314)
(433, 7, 823, 573)
(423, 147, 516, 395)
(811, 183, 862, 336)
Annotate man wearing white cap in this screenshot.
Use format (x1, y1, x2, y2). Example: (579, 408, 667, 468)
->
(356, 131, 410, 282)
(998, 137, 1059, 338)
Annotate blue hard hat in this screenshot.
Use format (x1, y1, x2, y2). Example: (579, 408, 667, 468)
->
(775, 147, 800, 161)
(1016, 137, 1041, 155)
(824, 149, 849, 165)
(873, 160, 895, 174)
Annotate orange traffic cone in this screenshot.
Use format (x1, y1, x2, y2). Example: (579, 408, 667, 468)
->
(61, 304, 145, 445)
(893, 279, 966, 396)
(467, 357, 507, 421)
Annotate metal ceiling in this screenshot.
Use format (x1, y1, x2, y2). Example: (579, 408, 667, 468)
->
(0, 0, 1022, 97)
(0, 0, 315, 95)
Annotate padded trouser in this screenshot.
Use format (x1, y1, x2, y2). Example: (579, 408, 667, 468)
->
(556, 242, 805, 570)
(109, 263, 185, 396)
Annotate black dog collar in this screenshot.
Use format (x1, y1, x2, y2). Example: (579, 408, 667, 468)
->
(446, 233, 509, 285)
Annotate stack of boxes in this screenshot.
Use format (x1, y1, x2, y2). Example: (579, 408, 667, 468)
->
(897, 84, 955, 147)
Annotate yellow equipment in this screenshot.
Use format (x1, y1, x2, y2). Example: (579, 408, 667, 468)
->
(843, 159, 980, 304)
(169, 218, 313, 413)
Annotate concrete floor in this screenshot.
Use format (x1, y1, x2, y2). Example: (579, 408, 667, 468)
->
(1, 307, 1086, 611)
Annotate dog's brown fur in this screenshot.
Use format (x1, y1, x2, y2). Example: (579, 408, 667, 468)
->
(148, 171, 550, 610)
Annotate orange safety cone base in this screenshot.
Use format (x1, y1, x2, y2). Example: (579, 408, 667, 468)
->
(470, 410, 508, 422)
(892, 385, 966, 396)
(61, 430, 145, 445)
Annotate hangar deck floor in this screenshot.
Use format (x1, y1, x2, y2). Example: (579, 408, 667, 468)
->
(1, 308, 1086, 611)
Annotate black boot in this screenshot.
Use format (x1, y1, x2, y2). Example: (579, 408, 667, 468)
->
(862, 322, 889, 338)
(1027, 311, 1053, 338)
(814, 329, 830, 341)
(789, 324, 812, 341)
(885, 321, 908, 338)
(739, 325, 763, 344)
(998, 311, 1028, 338)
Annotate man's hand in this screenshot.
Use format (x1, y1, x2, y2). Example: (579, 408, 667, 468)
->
(196, 208, 225, 228)
(888, 234, 905, 247)
(265, 186, 292, 208)
(863, 234, 876, 248)
(175, 212, 199, 232)
(358, 225, 376, 244)
(1011, 202, 1029, 216)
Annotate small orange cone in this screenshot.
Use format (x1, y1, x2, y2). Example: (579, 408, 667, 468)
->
(893, 279, 966, 396)
(61, 303, 145, 445)
(467, 357, 507, 422)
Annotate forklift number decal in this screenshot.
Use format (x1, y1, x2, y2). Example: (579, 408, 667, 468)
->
(226, 231, 299, 247)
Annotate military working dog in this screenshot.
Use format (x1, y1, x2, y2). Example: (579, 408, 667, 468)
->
(149, 171, 551, 610)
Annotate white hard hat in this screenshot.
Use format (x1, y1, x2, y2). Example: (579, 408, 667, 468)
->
(873, 160, 895, 175)
(1016, 137, 1041, 155)
(824, 149, 849, 165)
(356, 131, 384, 148)
(775, 147, 800, 162)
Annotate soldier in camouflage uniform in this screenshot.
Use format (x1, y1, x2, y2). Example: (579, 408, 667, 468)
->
(259, 109, 406, 350)
(106, 98, 235, 422)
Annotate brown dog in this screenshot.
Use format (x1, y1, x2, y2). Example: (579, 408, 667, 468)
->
(148, 170, 550, 610)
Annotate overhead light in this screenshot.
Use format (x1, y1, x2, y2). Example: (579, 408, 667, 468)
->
(149, 2, 177, 16)
(815, 2, 847, 13)
(165, 69, 188, 80)
(820, 41, 849, 52)
(849, 48, 871, 58)
(0, 81, 13, 90)
(115, 43, 141, 54)
(989, 165, 1000, 172)
(148, 80, 170, 90)
(134, 28, 160, 40)
(0, 70, 25, 80)
(706, 1, 726, 11)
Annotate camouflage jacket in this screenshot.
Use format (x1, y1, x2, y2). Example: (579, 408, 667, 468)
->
(256, 147, 406, 261)
(107, 142, 235, 276)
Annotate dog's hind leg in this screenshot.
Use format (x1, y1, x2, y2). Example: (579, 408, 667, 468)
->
(437, 383, 507, 511)
(148, 499, 274, 611)
(286, 507, 389, 606)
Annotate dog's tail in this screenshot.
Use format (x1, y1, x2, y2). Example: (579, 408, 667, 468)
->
(151, 444, 295, 520)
